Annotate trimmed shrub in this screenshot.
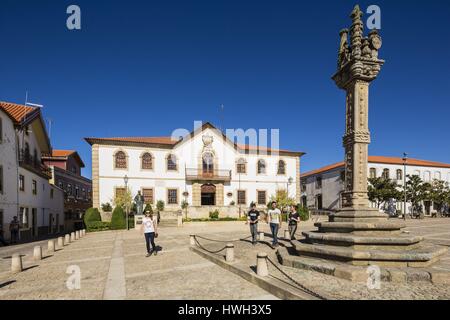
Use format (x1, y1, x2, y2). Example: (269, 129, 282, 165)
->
(110, 206, 126, 230)
(86, 221, 110, 232)
(84, 208, 101, 225)
(209, 210, 220, 220)
(156, 200, 165, 212)
(144, 203, 153, 214)
(297, 205, 310, 221)
(101, 203, 112, 212)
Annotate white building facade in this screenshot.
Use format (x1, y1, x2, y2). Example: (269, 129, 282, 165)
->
(86, 123, 304, 219)
(301, 156, 450, 216)
(0, 102, 64, 242)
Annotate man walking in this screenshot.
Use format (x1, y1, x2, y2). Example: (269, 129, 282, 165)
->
(9, 216, 19, 244)
(267, 201, 282, 247)
(247, 203, 260, 245)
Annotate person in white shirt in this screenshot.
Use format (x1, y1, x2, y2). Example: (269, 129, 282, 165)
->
(140, 210, 158, 257)
(267, 201, 282, 247)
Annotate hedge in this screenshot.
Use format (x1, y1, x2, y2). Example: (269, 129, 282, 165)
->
(86, 221, 110, 232)
(110, 206, 126, 230)
(84, 208, 102, 224)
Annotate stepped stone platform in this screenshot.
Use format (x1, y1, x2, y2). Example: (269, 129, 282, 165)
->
(277, 209, 449, 283)
(294, 209, 448, 268)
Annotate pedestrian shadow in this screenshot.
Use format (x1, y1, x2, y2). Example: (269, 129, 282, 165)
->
(0, 280, 16, 288)
(42, 255, 53, 260)
(154, 245, 163, 252)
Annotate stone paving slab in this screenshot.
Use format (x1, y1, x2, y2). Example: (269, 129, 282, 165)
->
(0, 226, 277, 300)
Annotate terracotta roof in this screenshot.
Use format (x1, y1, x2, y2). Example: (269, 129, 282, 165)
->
(42, 149, 86, 168)
(0, 101, 37, 124)
(236, 143, 296, 154)
(85, 136, 178, 146)
(301, 156, 450, 178)
(85, 137, 303, 155)
(50, 150, 77, 157)
(85, 122, 305, 156)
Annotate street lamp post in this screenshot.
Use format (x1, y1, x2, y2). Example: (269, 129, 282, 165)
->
(124, 175, 129, 230)
(402, 153, 408, 221)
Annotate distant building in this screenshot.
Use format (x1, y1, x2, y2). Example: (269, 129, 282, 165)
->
(0, 101, 64, 242)
(301, 156, 450, 216)
(42, 150, 92, 232)
(85, 122, 304, 219)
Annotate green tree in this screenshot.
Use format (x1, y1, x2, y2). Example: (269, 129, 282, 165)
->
(110, 206, 126, 230)
(113, 187, 133, 211)
(403, 175, 427, 215)
(268, 189, 295, 212)
(368, 177, 401, 208)
(430, 180, 450, 212)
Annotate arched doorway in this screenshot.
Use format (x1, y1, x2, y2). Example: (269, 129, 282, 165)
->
(201, 184, 216, 206)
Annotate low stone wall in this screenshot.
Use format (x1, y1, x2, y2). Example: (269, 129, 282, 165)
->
(186, 206, 250, 219)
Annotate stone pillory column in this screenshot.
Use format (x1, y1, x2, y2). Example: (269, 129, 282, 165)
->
(332, 4, 384, 219)
(295, 5, 447, 268)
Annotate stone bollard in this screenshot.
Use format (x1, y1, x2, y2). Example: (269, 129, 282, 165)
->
(71, 232, 75, 241)
(256, 252, 269, 277)
(33, 246, 42, 260)
(284, 230, 291, 240)
(48, 239, 56, 252)
(225, 243, 234, 262)
(58, 237, 64, 248)
(259, 232, 265, 241)
(65, 234, 71, 244)
(11, 254, 23, 273)
(190, 235, 196, 246)
(75, 231, 80, 240)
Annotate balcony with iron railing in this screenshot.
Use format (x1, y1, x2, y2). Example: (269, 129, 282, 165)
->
(185, 168, 232, 182)
(18, 150, 52, 179)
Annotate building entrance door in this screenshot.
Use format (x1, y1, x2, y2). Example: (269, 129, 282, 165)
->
(49, 213, 53, 234)
(201, 184, 216, 206)
(32, 208, 37, 237)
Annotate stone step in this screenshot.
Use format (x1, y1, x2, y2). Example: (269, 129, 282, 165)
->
(292, 240, 447, 267)
(315, 221, 405, 234)
(329, 209, 389, 223)
(302, 231, 423, 247)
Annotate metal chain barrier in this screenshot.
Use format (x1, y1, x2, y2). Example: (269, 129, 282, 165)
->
(265, 256, 328, 300)
(193, 236, 229, 254)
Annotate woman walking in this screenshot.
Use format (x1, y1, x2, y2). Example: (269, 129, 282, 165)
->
(288, 205, 301, 240)
(141, 210, 158, 257)
(267, 201, 282, 247)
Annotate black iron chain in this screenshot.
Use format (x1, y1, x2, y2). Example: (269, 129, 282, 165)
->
(266, 256, 328, 300)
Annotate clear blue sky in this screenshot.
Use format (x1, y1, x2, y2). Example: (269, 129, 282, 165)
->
(1, 0, 449, 179)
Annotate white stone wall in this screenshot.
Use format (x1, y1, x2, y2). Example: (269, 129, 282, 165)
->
(0, 110, 64, 240)
(301, 162, 450, 214)
(96, 127, 299, 214)
(0, 109, 19, 238)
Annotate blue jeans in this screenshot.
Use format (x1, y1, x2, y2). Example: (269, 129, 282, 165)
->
(270, 223, 279, 245)
(144, 232, 156, 253)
